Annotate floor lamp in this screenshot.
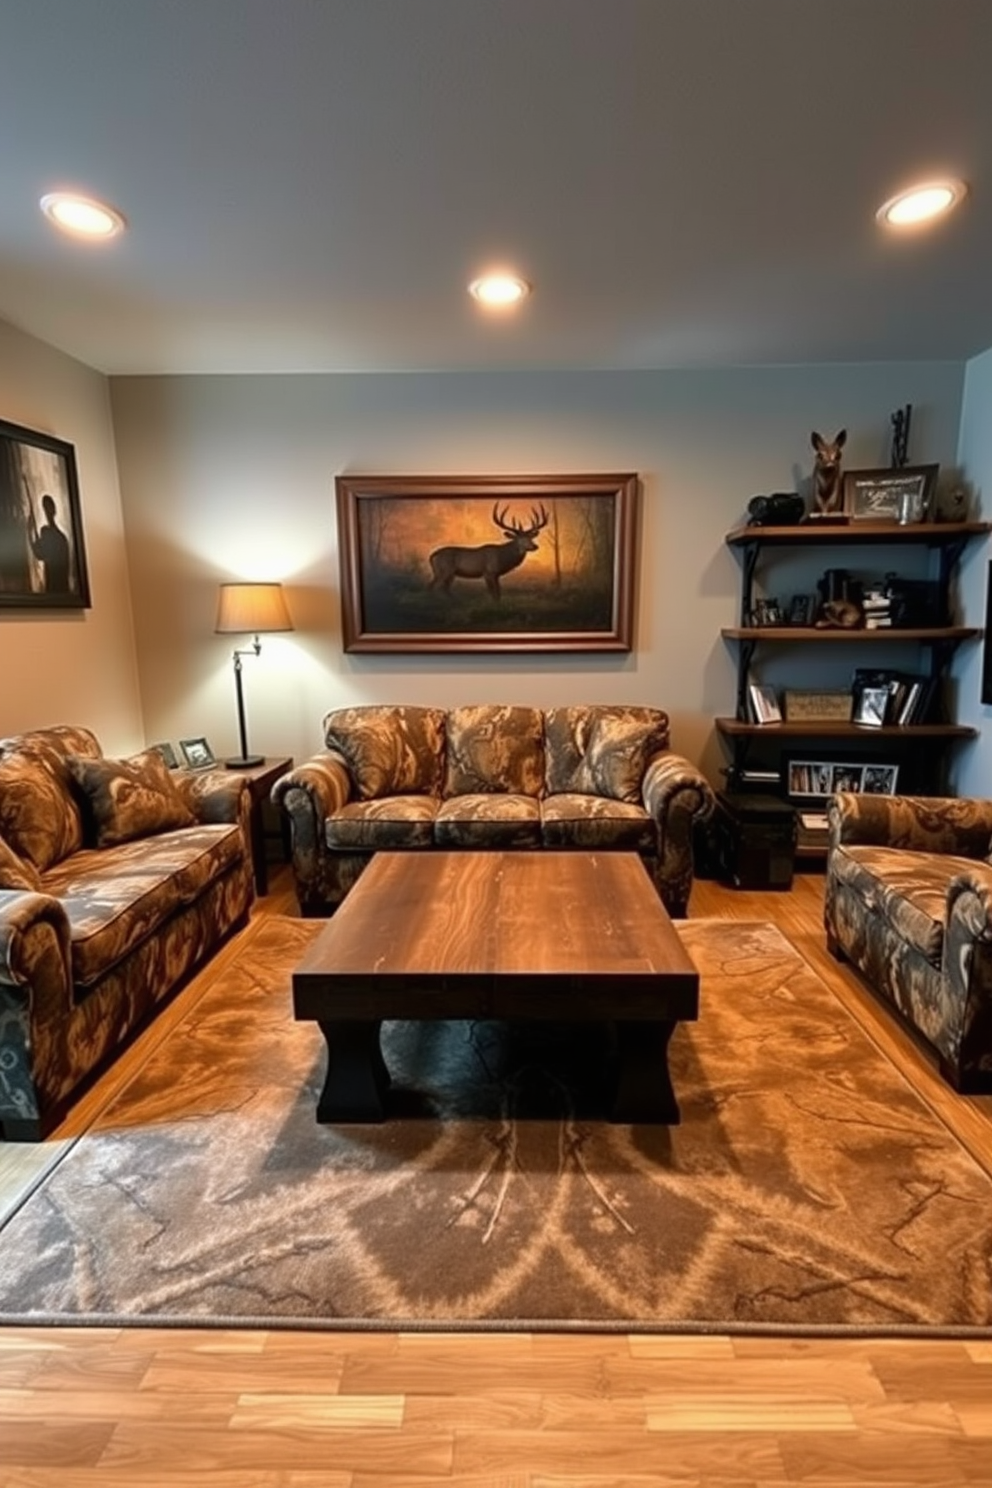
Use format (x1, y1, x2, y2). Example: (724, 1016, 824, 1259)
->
(215, 582, 294, 768)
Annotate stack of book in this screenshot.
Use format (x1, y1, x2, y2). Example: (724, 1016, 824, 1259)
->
(861, 584, 892, 629)
(851, 668, 937, 726)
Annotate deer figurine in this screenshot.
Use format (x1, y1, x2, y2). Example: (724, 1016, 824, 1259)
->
(429, 503, 549, 600)
(811, 429, 847, 515)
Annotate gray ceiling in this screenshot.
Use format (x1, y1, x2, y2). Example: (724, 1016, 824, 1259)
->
(1, 0, 990, 375)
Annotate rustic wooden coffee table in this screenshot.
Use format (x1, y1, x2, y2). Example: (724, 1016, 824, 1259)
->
(292, 850, 699, 1124)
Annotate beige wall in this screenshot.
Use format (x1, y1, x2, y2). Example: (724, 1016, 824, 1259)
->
(0, 318, 143, 752)
(110, 365, 970, 784)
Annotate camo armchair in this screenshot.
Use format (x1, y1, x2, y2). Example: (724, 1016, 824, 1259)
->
(0, 726, 254, 1139)
(274, 703, 714, 920)
(825, 790, 992, 1093)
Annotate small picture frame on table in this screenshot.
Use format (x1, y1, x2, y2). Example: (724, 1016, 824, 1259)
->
(179, 737, 217, 770)
(149, 741, 179, 769)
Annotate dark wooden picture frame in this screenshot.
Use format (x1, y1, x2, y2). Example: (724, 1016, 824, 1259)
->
(179, 737, 216, 770)
(335, 473, 638, 653)
(149, 741, 179, 769)
(842, 464, 938, 523)
(0, 416, 91, 608)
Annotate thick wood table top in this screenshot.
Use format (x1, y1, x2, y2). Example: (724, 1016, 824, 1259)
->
(293, 851, 699, 1022)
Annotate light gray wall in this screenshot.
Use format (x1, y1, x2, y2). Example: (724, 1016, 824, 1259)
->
(0, 318, 144, 751)
(953, 345, 992, 796)
(110, 364, 968, 783)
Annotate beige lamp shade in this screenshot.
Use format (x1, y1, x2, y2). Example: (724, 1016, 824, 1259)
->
(215, 582, 293, 635)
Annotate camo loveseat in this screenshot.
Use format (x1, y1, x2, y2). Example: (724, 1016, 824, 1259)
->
(825, 791, 992, 1093)
(0, 726, 254, 1139)
(273, 703, 714, 919)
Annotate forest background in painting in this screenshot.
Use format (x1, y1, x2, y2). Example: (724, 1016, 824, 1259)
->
(356, 492, 619, 634)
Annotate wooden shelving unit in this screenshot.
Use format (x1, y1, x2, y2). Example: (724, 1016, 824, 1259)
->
(718, 518, 989, 804)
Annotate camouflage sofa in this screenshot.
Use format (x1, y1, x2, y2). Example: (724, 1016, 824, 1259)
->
(0, 726, 254, 1140)
(825, 791, 992, 1093)
(273, 703, 714, 920)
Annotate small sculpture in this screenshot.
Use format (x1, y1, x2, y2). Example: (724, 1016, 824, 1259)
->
(890, 403, 912, 468)
(811, 429, 847, 514)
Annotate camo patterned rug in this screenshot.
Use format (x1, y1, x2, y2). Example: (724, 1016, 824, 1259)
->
(1, 915, 990, 1333)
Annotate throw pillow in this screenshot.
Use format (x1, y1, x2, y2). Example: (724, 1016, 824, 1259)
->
(0, 748, 82, 872)
(323, 706, 446, 800)
(0, 834, 43, 892)
(67, 750, 196, 848)
(544, 706, 669, 803)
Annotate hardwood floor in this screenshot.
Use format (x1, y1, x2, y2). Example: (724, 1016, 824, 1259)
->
(0, 864, 990, 1486)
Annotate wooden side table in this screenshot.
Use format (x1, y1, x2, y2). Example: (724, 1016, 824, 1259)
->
(221, 756, 293, 895)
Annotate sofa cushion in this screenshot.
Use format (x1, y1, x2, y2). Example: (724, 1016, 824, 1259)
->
(540, 794, 655, 851)
(40, 823, 244, 987)
(324, 706, 446, 801)
(435, 793, 541, 848)
(0, 730, 100, 871)
(0, 834, 43, 892)
(67, 750, 196, 848)
(544, 706, 669, 803)
(443, 705, 544, 798)
(325, 796, 438, 851)
(830, 843, 977, 967)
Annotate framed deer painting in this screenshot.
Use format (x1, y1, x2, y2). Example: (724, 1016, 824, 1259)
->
(335, 473, 638, 653)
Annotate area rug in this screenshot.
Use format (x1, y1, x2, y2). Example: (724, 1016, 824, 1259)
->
(0, 916, 990, 1334)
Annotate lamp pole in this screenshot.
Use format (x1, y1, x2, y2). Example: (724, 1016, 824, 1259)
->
(229, 637, 262, 767)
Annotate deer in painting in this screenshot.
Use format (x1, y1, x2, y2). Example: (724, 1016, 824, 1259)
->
(811, 428, 847, 514)
(428, 503, 550, 600)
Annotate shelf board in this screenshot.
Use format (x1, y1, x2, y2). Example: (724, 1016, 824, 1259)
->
(725, 520, 990, 548)
(715, 718, 978, 739)
(721, 626, 980, 643)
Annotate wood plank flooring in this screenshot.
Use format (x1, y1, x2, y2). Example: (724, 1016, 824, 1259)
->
(0, 865, 990, 1486)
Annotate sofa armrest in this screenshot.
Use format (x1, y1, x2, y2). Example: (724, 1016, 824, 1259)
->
(173, 769, 249, 825)
(271, 754, 353, 905)
(0, 889, 71, 991)
(827, 792, 992, 857)
(641, 752, 715, 916)
(942, 867, 992, 1088)
(642, 751, 714, 824)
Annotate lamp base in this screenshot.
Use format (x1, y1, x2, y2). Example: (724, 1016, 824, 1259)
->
(224, 754, 264, 770)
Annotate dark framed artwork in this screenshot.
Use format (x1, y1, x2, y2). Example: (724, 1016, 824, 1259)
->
(335, 473, 638, 653)
(842, 464, 938, 524)
(0, 417, 91, 608)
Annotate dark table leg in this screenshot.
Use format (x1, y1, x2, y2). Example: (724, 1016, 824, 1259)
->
(611, 1019, 680, 1123)
(315, 1018, 390, 1122)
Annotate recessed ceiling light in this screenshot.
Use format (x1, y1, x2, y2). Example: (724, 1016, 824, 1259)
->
(876, 179, 967, 228)
(468, 272, 530, 307)
(40, 191, 127, 240)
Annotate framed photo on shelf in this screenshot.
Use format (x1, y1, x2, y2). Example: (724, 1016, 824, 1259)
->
(179, 737, 216, 770)
(786, 758, 899, 800)
(852, 685, 891, 727)
(747, 682, 782, 724)
(842, 465, 938, 524)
